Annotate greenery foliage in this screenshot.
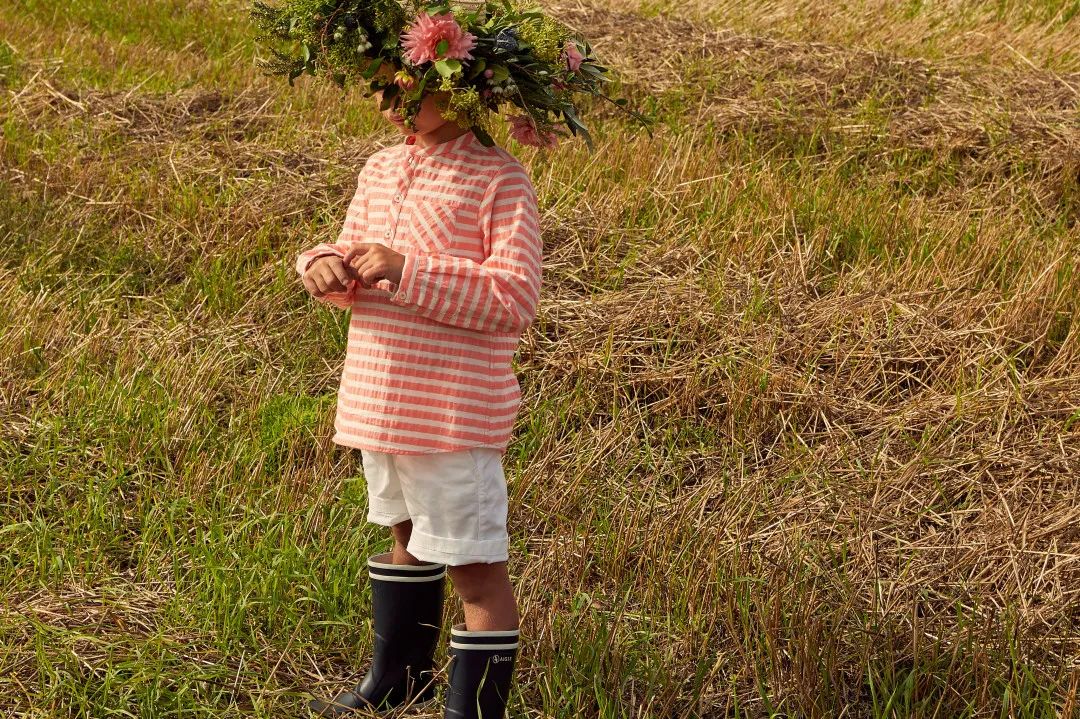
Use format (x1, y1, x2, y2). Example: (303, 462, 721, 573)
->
(250, 0, 651, 148)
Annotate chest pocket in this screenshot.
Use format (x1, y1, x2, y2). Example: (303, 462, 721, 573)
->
(402, 202, 458, 254)
(402, 201, 487, 260)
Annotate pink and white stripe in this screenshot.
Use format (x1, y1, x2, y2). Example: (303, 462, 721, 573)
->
(295, 131, 542, 455)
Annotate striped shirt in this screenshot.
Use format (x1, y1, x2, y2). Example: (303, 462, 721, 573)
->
(294, 130, 542, 455)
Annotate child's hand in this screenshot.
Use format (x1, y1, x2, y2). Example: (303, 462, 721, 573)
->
(302, 254, 357, 297)
(343, 243, 405, 288)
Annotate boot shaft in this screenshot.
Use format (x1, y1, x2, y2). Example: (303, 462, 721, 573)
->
(364, 552, 446, 691)
(308, 552, 447, 717)
(444, 623, 519, 719)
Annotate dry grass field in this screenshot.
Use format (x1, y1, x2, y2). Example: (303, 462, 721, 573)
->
(2, 0, 1079, 716)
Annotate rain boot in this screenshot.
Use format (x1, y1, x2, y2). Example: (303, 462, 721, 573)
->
(443, 623, 519, 719)
(309, 552, 445, 716)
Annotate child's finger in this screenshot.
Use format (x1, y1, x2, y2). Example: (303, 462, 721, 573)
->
(362, 260, 389, 287)
(354, 256, 382, 288)
(347, 255, 370, 288)
(317, 265, 347, 293)
(302, 273, 322, 297)
(343, 243, 371, 267)
(326, 258, 353, 289)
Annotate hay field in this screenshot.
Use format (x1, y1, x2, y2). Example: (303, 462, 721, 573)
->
(2, 0, 1079, 716)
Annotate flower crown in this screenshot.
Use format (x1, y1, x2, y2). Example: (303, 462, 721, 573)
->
(250, 0, 650, 150)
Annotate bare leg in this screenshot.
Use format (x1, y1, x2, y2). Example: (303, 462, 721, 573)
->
(447, 562, 519, 631)
(389, 520, 426, 566)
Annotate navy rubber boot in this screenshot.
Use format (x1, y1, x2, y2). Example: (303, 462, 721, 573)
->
(443, 623, 519, 719)
(309, 552, 445, 716)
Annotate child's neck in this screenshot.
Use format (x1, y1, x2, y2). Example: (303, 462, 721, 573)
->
(406, 122, 471, 149)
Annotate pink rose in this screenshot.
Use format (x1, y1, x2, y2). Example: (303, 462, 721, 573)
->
(562, 40, 584, 72)
(507, 114, 559, 148)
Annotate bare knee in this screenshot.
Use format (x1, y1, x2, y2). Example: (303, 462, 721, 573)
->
(447, 562, 508, 604)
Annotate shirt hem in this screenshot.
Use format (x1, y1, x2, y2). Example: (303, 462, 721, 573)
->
(330, 430, 509, 456)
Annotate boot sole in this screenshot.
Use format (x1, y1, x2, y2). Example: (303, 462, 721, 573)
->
(387, 696, 437, 715)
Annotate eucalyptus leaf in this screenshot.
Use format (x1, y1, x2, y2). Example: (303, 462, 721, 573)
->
(434, 58, 461, 78)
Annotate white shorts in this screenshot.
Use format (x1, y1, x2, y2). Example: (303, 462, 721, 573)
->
(359, 447, 509, 566)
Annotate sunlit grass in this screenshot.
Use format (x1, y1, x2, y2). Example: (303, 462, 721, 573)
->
(2, 0, 1078, 717)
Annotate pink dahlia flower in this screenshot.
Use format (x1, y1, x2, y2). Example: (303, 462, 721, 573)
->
(400, 12, 477, 65)
(562, 40, 584, 72)
(508, 114, 559, 148)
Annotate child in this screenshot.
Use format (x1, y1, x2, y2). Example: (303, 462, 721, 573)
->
(297, 63, 541, 718)
(251, 1, 646, 713)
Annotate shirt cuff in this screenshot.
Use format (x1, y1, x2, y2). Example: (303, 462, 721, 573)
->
(390, 251, 421, 307)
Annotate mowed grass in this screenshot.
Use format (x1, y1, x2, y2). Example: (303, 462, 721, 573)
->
(2, 0, 1080, 717)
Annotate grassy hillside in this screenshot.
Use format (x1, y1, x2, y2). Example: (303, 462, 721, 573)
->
(2, 0, 1078, 716)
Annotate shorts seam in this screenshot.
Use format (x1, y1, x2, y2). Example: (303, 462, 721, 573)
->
(470, 448, 484, 543)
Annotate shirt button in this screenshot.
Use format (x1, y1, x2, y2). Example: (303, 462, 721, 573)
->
(384, 229, 391, 238)
(394, 194, 402, 203)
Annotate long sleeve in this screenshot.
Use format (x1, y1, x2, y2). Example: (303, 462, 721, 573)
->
(388, 164, 542, 334)
(294, 163, 369, 309)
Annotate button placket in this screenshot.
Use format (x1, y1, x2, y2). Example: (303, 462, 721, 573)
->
(387, 150, 416, 251)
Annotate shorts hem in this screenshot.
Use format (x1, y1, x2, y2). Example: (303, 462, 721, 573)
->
(406, 528, 509, 566)
(367, 508, 411, 526)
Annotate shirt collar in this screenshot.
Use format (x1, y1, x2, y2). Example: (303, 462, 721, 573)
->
(404, 129, 478, 157)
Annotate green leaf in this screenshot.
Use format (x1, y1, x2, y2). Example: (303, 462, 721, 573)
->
(361, 58, 383, 79)
(415, 69, 432, 94)
(301, 42, 311, 62)
(490, 64, 509, 83)
(435, 38, 449, 56)
(378, 83, 399, 111)
(467, 58, 487, 79)
(434, 58, 461, 78)
(472, 125, 495, 147)
(580, 125, 594, 152)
